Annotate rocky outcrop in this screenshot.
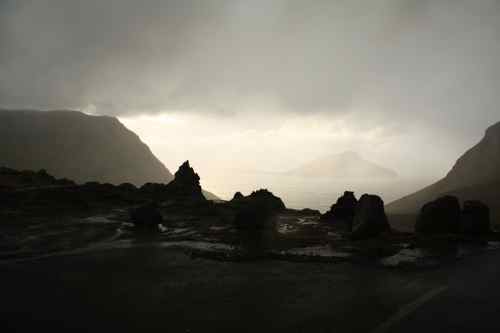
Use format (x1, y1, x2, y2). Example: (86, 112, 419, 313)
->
(245, 189, 286, 211)
(320, 191, 358, 231)
(0, 109, 173, 186)
(460, 200, 490, 235)
(321, 191, 391, 238)
(415, 196, 461, 234)
(351, 194, 390, 240)
(233, 189, 285, 230)
(231, 191, 244, 201)
(232, 189, 285, 255)
(138, 161, 205, 202)
(129, 203, 163, 229)
(164, 161, 205, 201)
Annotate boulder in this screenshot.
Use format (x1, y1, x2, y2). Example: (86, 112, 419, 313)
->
(231, 191, 244, 201)
(415, 195, 460, 234)
(233, 189, 285, 230)
(460, 200, 490, 235)
(320, 191, 358, 231)
(351, 194, 390, 239)
(129, 203, 163, 229)
(233, 190, 284, 255)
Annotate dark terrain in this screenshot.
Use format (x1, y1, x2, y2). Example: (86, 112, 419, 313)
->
(2, 116, 500, 332)
(2, 161, 500, 332)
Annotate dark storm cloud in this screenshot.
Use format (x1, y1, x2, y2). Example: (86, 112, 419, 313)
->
(1, 0, 500, 138)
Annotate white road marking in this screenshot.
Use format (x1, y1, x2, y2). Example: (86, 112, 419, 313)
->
(371, 285, 449, 333)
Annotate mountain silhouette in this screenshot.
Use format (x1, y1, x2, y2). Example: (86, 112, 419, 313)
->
(290, 151, 398, 179)
(387, 121, 500, 220)
(0, 109, 173, 185)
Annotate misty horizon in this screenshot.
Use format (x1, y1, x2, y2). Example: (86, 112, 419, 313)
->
(2, 1, 500, 189)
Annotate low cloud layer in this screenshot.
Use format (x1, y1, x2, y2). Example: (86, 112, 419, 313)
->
(1, 0, 500, 142)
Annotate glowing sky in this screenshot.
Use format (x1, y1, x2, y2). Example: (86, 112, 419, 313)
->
(2, 0, 500, 201)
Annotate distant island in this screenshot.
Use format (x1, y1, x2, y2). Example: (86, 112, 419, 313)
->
(289, 151, 398, 179)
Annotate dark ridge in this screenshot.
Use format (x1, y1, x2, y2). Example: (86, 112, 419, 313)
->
(0, 109, 173, 186)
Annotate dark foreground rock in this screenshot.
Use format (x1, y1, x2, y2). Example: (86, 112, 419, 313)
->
(351, 194, 390, 240)
(415, 195, 461, 234)
(320, 191, 358, 231)
(129, 203, 163, 229)
(233, 189, 285, 229)
(231, 189, 285, 255)
(460, 200, 490, 235)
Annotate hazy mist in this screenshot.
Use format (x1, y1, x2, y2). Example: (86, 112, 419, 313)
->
(2, 0, 500, 205)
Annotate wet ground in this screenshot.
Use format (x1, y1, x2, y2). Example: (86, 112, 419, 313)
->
(2, 210, 500, 332)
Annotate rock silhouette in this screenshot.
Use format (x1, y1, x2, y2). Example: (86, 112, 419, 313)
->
(351, 194, 390, 240)
(233, 189, 285, 230)
(232, 189, 284, 256)
(460, 200, 490, 235)
(139, 161, 205, 202)
(320, 191, 358, 231)
(164, 161, 204, 201)
(415, 195, 461, 234)
(231, 191, 244, 201)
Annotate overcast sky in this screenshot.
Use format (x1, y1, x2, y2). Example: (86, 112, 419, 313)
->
(1, 0, 500, 187)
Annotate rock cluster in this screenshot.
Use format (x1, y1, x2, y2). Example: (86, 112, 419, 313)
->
(351, 194, 390, 240)
(320, 191, 358, 231)
(322, 191, 390, 239)
(233, 189, 285, 230)
(415, 195, 490, 235)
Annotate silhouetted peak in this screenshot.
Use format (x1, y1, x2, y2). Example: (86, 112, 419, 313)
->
(174, 160, 200, 186)
(232, 191, 244, 201)
(164, 161, 204, 201)
(485, 120, 500, 138)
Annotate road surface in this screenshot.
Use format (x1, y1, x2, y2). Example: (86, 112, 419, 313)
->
(1, 244, 499, 332)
